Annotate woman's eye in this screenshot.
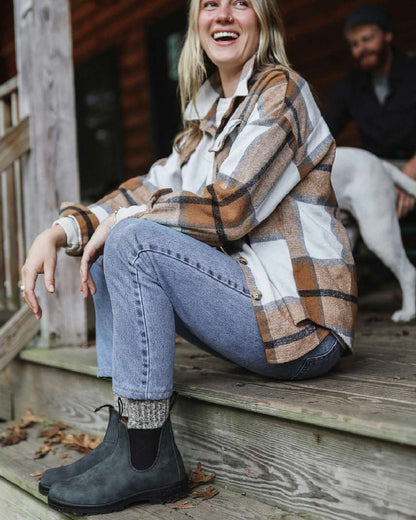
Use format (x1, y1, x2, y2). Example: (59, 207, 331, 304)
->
(202, 1, 217, 8)
(235, 1, 249, 6)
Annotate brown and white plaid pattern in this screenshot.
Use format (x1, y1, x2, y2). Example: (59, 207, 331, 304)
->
(60, 58, 357, 363)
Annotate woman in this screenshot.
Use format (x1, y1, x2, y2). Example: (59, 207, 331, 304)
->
(21, 0, 357, 515)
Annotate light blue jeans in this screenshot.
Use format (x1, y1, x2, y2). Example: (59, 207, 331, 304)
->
(91, 219, 344, 400)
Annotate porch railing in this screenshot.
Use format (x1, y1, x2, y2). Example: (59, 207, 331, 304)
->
(0, 76, 38, 372)
(0, 76, 29, 320)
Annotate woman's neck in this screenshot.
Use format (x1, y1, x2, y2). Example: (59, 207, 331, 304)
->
(218, 66, 242, 98)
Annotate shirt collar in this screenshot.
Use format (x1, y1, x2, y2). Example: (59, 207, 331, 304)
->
(184, 55, 256, 121)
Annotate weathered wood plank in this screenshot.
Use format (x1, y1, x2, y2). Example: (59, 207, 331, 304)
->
(0, 305, 39, 371)
(173, 398, 416, 520)
(0, 420, 301, 520)
(0, 478, 67, 519)
(0, 364, 13, 420)
(14, 0, 87, 347)
(0, 117, 29, 172)
(0, 76, 17, 100)
(16, 343, 416, 446)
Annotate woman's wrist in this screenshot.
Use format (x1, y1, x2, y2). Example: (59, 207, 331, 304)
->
(47, 224, 68, 248)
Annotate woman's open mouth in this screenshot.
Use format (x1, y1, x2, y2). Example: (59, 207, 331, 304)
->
(212, 31, 239, 43)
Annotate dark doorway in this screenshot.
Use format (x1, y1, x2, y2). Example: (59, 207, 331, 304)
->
(146, 7, 187, 160)
(75, 48, 124, 203)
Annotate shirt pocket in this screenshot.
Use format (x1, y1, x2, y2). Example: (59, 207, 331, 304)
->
(209, 118, 242, 153)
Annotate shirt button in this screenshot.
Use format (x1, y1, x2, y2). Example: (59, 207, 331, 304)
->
(238, 257, 248, 265)
(250, 290, 262, 301)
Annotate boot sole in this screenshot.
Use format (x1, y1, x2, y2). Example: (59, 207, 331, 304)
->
(47, 478, 190, 515)
(38, 482, 50, 496)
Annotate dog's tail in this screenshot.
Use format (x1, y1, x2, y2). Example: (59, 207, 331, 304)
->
(381, 160, 416, 198)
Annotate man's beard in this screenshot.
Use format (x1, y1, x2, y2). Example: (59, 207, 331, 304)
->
(357, 44, 390, 72)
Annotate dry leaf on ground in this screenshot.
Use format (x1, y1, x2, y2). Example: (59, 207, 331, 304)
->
(188, 462, 215, 489)
(30, 471, 43, 481)
(61, 433, 102, 453)
(0, 426, 27, 447)
(19, 409, 44, 428)
(40, 422, 68, 439)
(34, 443, 56, 459)
(61, 453, 69, 459)
(171, 501, 196, 509)
(190, 484, 219, 500)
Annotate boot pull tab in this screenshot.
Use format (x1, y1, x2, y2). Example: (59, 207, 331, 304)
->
(117, 396, 125, 419)
(169, 391, 178, 411)
(94, 403, 113, 414)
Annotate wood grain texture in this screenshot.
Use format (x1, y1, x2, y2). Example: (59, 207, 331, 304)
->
(0, 420, 302, 520)
(0, 117, 29, 172)
(18, 336, 416, 446)
(0, 477, 67, 519)
(172, 397, 416, 520)
(14, 0, 87, 346)
(0, 305, 39, 372)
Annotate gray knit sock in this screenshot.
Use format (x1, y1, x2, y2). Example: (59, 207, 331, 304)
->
(114, 395, 170, 429)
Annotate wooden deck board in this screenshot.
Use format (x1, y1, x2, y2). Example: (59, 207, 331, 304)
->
(17, 298, 416, 446)
(0, 420, 304, 520)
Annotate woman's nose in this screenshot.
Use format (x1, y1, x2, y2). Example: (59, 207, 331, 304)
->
(216, 6, 234, 24)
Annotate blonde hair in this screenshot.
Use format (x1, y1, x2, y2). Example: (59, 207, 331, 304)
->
(175, 0, 291, 150)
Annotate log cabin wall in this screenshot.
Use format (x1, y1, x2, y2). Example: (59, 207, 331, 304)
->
(1, 0, 415, 180)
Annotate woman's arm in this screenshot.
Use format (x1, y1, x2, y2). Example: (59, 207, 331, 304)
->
(58, 151, 182, 254)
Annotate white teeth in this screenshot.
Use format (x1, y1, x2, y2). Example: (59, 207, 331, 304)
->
(213, 32, 239, 40)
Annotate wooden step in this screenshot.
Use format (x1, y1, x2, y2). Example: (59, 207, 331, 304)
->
(3, 309, 416, 519)
(0, 418, 304, 520)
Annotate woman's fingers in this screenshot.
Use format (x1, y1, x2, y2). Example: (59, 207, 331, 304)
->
(21, 268, 42, 319)
(43, 258, 57, 293)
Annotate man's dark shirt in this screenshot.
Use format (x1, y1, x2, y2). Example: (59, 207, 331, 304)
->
(324, 50, 416, 159)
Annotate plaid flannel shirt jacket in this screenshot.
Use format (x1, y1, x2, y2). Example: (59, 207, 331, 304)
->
(60, 58, 357, 364)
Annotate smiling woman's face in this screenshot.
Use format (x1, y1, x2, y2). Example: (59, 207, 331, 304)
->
(198, 0, 260, 75)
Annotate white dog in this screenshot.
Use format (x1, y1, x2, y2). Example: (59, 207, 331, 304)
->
(332, 147, 416, 322)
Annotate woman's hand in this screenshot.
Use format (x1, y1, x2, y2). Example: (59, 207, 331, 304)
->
(80, 213, 115, 298)
(20, 225, 67, 319)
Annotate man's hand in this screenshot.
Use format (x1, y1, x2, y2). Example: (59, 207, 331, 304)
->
(80, 213, 115, 299)
(397, 156, 416, 219)
(20, 225, 67, 319)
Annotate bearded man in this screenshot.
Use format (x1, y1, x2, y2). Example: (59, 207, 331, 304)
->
(324, 3, 416, 217)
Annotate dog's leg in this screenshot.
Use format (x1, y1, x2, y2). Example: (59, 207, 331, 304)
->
(358, 212, 416, 322)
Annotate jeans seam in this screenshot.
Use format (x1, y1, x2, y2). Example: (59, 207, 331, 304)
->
(129, 246, 251, 298)
(112, 385, 172, 400)
(128, 257, 151, 399)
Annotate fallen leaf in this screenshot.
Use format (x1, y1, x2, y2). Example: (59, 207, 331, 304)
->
(61, 433, 102, 453)
(170, 501, 195, 509)
(61, 453, 69, 459)
(393, 376, 402, 380)
(0, 426, 27, 447)
(190, 485, 219, 500)
(34, 443, 55, 459)
(40, 422, 68, 439)
(188, 462, 215, 489)
(19, 409, 44, 428)
(31, 471, 43, 481)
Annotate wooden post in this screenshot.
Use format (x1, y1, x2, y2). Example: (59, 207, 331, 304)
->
(13, 0, 87, 346)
